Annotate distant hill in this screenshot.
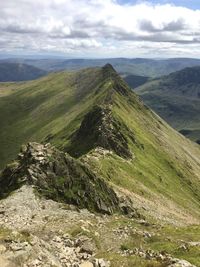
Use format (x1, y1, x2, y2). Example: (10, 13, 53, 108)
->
(135, 66, 200, 143)
(0, 62, 47, 82)
(2, 57, 200, 77)
(123, 74, 149, 88)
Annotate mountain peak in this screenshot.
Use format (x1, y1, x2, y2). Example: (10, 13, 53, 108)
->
(102, 63, 115, 70)
(101, 63, 133, 97)
(102, 63, 117, 77)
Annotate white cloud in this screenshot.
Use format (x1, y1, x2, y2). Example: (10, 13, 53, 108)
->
(0, 0, 200, 57)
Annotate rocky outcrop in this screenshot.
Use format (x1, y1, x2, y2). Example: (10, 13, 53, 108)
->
(67, 105, 133, 159)
(0, 229, 110, 267)
(121, 247, 196, 267)
(0, 142, 120, 214)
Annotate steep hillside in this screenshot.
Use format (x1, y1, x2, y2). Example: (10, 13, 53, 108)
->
(135, 66, 200, 143)
(0, 64, 200, 266)
(0, 64, 200, 224)
(0, 66, 114, 168)
(0, 62, 47, 81)
(123, 74, 149, 88)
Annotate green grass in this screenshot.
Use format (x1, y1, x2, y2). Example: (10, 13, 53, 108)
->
(83, 84, 200, 221)
(102, 217, 200, 266)
(67, 214, 200, 267)
(0, 227, 11, 240)
(135, 68, 200, 143)
(0, 68, 106, 169)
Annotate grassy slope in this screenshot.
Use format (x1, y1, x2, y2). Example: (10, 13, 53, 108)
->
(97, 216, 200, 267)
(134, 66, 200, 143)
(135, 73, 200, 143)
(0, 68, 106, 168)
(0, 66, 200, 225)
(79, 72, 200, 224)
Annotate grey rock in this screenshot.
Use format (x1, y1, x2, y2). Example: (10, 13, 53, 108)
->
(0, 142, 120, 215)
(80, 240, 96, 255)
(79, 262, 93, 267)
(0, 244, 6, 254)
(93, 259, 110, 267)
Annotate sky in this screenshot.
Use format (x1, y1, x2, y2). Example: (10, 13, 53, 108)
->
(1, 0, 200, 58)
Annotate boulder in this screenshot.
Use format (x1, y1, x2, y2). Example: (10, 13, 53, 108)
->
(168, 260, 196, 267)
(0, 244, 6, 254)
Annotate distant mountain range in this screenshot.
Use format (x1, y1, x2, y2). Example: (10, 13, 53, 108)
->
(135, 66, 200, 143)
(0, 62, 47, 82)
(2, 57, 200, 77)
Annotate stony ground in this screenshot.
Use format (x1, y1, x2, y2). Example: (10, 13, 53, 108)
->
(0, 185, 199, 267)
(0, 185, 111, 267)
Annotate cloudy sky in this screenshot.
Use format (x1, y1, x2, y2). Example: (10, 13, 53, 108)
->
(1, 0, 200, 58)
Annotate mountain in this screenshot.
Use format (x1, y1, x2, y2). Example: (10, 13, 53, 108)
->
(135, 66, 200, 143)
(0, 63, 200, 218)
(3, 57, 200, 77)
(0, 62, 47, 82)
(0, 65, 200, 266)
(123, 74, 149, 88)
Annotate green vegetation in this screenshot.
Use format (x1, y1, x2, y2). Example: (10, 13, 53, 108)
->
(66, 215, 200, 267)
(0, 68, 105, 168)
(0, 64, 200, 266)
(0, 64, 200, 223)
(0, 227, 12, 240)
(135, 66, 200, 143)
(117, 219, 200, 266)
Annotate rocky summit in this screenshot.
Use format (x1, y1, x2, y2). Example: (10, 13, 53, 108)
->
(67, 105, 133, 159)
